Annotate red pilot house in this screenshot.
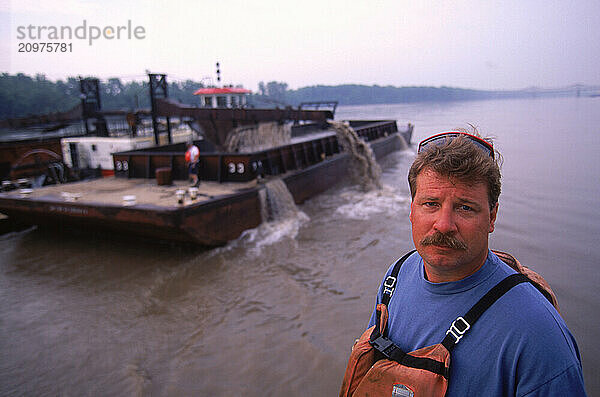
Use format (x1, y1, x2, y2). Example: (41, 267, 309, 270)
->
(193, 87, 252, 108)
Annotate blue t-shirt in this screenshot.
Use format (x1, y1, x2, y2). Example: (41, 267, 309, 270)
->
(369, 251, 586, 396)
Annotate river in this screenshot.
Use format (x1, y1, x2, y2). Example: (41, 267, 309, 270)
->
(1, 96, 598, 396)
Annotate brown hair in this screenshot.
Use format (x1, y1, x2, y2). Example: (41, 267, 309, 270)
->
(408, 130, 502, 209)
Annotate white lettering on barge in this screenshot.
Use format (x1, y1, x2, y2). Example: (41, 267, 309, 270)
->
(49, 205, 89, 215)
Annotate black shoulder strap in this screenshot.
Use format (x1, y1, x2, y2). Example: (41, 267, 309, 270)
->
(373, 250, 416, 338)
(441, 273, 530, 351)
(381, 250, 416, 306)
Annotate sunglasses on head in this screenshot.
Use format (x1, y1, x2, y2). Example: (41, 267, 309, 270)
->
(417, 132, 494, 159)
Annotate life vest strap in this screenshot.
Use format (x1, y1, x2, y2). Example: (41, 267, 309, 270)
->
(441, 273, 530, 351)
(370, 334, 449, 378)
(381, 250, 416, 306)
(375, 250, 415, 337)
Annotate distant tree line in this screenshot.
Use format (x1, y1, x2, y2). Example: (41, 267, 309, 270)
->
(0, 73, 206, 119)
(0, 73, 80, 119)
(0, 73, 579, 120)
(254, 82, 574, 106)
(286, 85, 495, 105)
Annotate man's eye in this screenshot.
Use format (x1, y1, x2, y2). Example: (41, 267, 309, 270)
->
(424, 202, 438, 207)
(460, 205, 473, 211)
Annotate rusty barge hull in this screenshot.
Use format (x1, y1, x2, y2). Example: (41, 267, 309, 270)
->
(0, 187, 262, 246)
(0, 122, 410, 246)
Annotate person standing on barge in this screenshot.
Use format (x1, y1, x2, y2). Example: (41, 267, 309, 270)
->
(185, 140, 201, 187)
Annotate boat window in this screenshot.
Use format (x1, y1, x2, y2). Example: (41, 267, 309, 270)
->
(216, 96, 227, 107)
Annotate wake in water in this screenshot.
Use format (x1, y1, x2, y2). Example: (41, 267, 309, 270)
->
(328, 121, 382, 191)
(303, 148, 414, 221)
(335, 185, 410, 220)
(225, 122, 291, 153)
(219, 179, 309, 255)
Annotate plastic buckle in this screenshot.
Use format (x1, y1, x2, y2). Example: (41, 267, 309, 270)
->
(445, 316, 470, 344)
(382, 275, 397, 298)
(370, 336, 396, 358)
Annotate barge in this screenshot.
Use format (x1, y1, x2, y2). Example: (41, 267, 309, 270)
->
(0, 121, 412, 246)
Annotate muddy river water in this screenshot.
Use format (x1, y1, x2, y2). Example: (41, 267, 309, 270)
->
(1, 96, 598, 395)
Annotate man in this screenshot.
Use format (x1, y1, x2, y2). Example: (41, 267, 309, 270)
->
(185, 140, 200, 187)
(350, 131, 586, 395)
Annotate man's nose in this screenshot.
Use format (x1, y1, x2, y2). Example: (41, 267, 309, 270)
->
(433, 206, 458, 234)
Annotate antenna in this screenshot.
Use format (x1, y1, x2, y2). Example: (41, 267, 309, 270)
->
(216, 62, 221, 83)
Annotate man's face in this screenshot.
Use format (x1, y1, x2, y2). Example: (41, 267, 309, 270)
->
(409, 168, 498, 283)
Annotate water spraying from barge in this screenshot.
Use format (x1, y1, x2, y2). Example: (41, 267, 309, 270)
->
(229, 179, 308, 253)
(328, 121, 383, 192)
(259, 179, 299, 222)
(225, 122, 292, 153)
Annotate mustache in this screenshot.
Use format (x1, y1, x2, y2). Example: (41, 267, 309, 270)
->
(421, 232, 467, 250)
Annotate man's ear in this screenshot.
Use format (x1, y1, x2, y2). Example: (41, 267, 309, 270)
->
(489, 203, 498, 233)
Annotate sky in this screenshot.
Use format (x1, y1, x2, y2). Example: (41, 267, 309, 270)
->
(1, 0, 599, 91)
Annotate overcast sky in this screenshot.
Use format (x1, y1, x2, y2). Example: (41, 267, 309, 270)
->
(1, 0, 599, 91)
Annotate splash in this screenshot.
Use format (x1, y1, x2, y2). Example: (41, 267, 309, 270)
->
(259, 179, 298, 222)
(328, 121, 382, 191)
(335, 185, 411, 220)
(396, 133, 410, 151)
(224, 121, 291, 153)
(231, 179, 309, 255)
